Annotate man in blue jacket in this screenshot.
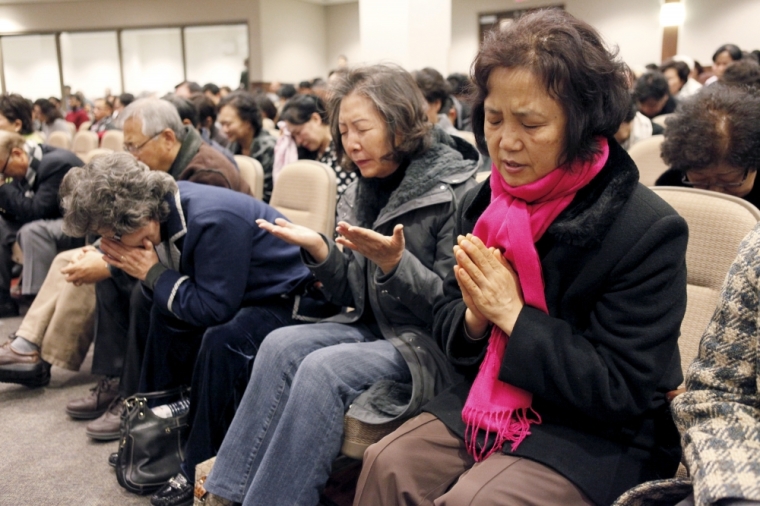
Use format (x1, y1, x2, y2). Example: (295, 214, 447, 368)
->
(59, 153, 332, 506)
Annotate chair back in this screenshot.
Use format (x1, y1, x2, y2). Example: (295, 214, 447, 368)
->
(65, 121, 77, 137)
(629, 134, 667, 187)
(101, 130, 124, 152)
(475, 171, 490, 183)
(46, 131, 71, 150)
(652, 113, 674, 129)
(269, 160, 337, 238)
(78, 120, 92, 132)
(652, 187, 760, 380)
(72, 131, 99, 157)
(80, 148, 114, 164)
(234, 155, 265, 200)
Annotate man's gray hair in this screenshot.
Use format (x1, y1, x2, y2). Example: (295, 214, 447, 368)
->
(60, 152, 178, 237)
(118, 98, 186, 142)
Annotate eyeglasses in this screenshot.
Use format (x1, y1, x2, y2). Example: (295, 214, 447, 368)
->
(124, 131, 163, 154)
(681, 167, 750, 190)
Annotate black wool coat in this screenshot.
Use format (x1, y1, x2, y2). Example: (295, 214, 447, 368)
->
(425, 140, 688, 506)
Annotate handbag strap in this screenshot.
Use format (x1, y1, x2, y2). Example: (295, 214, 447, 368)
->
(124, 386, 190, 411)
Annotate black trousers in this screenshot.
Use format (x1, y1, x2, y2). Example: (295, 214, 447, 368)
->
(138, 296, 309, 478)
(92, 269, 136, 377)
(0, 216, 21, 296)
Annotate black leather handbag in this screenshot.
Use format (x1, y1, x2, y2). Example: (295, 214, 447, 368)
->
(115, 387, 190, 495)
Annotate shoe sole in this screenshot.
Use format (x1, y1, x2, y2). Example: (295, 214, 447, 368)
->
(0, 367, 50, 388)
(66, 407, 109, 420)
(86, 429, 121, 441)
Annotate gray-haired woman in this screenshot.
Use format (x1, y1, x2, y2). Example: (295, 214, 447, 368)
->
(59, 153, 327, 506)
(203, 64, 479, 506)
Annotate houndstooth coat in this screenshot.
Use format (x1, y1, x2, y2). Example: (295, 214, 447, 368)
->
(615, 224, 760, 506)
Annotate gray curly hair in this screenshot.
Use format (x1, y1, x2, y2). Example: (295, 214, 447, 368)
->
(60, 152, 178, 237)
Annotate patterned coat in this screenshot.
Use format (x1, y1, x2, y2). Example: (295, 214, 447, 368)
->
(615, 224, 760, 506)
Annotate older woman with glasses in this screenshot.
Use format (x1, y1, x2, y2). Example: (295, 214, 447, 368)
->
(655, 85, 760, 208)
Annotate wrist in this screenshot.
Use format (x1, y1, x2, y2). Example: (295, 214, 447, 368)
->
(305, 236, 329, 263)
(464, 308, 489, 340)
(493, 302, 524, 336)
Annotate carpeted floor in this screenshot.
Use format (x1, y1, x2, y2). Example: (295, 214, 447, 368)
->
(0, 315, 150, 506)
(0, 312, 359, 506)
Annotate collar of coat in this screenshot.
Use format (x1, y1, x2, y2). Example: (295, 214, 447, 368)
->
(157, 188, 187, 270)
(365, 141, 478, 228)
(464, 139, 640, 248)
(168, 126, 203, 180)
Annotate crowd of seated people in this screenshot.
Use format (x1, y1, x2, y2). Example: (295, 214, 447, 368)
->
(0, 9, 759, 506)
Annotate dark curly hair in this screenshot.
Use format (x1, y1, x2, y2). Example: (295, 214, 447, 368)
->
(469, 9, 631, 165)
(328, 64, 432, 170)
(720, 59, 760, 89)
(634, 72, 670, 102)
(659, 60, 690, 85)
(33, 98, 63, 124)
(661, 86, 760, 174)
(412, 67, 452, 114)
(0, 93, 34, 135)
(218, 91, 263, 137)
(280, 94, 328, 125)
(713, 44, 742, 63)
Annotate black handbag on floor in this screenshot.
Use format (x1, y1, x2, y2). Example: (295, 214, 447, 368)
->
(115, 387, 190, 495)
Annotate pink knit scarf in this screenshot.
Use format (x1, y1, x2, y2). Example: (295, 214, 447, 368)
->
(463, 138, 609, 461)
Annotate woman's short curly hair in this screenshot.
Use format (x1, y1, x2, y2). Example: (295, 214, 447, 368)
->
(327, 64, 432, 171)
(218, 91, 263, 137)
(469, 9, 631, 165)
(281, 94, 328, 125)
(660, 85, 760, 174)
(0, 93, 34, 135)
(60, 152, 177, 237)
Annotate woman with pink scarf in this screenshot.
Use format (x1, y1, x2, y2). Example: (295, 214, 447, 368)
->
(355, 10, 688, 506)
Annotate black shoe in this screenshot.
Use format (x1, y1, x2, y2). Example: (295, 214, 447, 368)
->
(0, 299, 19, 318)
(108, 452, 118, 468)
(0, 339, 51, 387)
(150, 473, 194, 506)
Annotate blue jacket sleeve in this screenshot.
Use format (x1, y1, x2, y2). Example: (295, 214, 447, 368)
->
(151, 210, 253, 327)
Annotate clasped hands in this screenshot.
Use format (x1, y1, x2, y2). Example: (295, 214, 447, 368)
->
(60, 246, 111, 286)
(256, 218, 405, 274)
(453, 234, 524, 338)
(100, 237, 159, 281)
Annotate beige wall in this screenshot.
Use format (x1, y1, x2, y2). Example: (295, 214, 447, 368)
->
(326, 2, 361, 70)
(680, 0, 760, 65)
(260, 0, 327, 82)
(2, 0, 757, 84)
(450, 0, 662, 74)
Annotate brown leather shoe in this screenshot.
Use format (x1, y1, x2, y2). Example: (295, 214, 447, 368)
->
(0, 339, 50, 388)
(66, 376, 120, 420)
(86, 396, 123, 441)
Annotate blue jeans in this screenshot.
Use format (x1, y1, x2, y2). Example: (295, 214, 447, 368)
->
(204, 322, 411, 506)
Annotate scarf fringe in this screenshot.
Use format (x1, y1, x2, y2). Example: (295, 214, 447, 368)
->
(463, 405, 542, 462)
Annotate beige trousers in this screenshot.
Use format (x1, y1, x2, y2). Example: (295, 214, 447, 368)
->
(354, 412, 594, 506)
(15, 247, 96, 371)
